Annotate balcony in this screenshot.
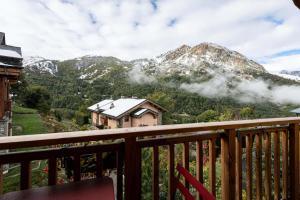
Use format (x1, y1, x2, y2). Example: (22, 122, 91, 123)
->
(0, 117, 300, 200)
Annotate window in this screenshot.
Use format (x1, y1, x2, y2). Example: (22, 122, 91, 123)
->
(124, 115, 129, 122)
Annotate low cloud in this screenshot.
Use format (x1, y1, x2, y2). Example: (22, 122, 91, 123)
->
(128, 64, 155, 84)
(180, 75, 300, 105)
(130, 63, 300, 105)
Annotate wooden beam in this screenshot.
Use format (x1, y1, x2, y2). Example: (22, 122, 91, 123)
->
(289, 123, 299, 199)
(221, 129, 236, 200)
(293, 0, 300, 9)
(125, 137, 141, 200)
(0, 117, 300, 150)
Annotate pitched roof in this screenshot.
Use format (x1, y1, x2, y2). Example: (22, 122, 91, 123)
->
(0, 33, 22, 68)
(87, 99, 114, 111)
(101, 98, 146, 118)
(291, 108, 300, 114)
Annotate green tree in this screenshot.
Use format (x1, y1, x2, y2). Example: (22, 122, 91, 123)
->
(197, 110, 219, 122)
(23, 86, 51, 114)
(240, 107, 254, 119)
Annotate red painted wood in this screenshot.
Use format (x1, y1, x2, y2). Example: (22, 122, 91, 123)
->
(175, 164, 215, 200)
(0, 178, 114, 200)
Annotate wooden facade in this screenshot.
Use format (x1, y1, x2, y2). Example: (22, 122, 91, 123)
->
(0, 32, 22, 122)
(0, 33, 22, 190)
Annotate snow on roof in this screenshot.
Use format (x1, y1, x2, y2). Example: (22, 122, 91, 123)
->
(0, 47, 22, 59)
(133, 108, 148, 116)
(291, 108, 300, 114)
(0, 61, 14, 67)
(101, 98, 146, 118)
(88, 100, 114, 111)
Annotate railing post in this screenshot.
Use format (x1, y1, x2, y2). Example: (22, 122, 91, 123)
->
(125, 137, 141, 200)
(221, 129, 236, 200)
(0, 165, 3, 194)
(289, 123, 299, 199)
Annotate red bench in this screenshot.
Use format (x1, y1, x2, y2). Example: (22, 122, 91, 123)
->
(175, 164, 215, 200)
(0, 177, 115, 200)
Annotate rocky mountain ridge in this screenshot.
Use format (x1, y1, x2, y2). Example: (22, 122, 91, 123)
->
(23, 42, 295, 85)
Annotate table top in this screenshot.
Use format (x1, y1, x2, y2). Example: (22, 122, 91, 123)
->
(0, 177, 115, 200)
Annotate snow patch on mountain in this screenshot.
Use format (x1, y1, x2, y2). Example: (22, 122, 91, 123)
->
(24, 56, 58, 75)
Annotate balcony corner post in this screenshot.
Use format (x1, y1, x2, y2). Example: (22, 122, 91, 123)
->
(124, 137, 141, 200)
(288, 123, 300, 199)
(0, 165, 3, 194)
(221, 129, 236, 200)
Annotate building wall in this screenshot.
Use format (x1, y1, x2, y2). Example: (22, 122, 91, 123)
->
(140, 102, 160, 113)
(107, 118, 118, 129)
(122, 115, 132, 128)
(140, 102, 162, 125)
(132, 113, 158, 127)
(91, 112, 99, 125)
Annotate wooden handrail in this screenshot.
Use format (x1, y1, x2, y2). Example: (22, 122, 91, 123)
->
(0, 117, 299, 150)
(1, 117, 300, 200)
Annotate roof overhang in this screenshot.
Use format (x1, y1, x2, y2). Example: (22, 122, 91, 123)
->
(294, 0, 300, 9)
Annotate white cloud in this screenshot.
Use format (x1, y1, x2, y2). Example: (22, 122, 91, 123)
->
(263, 54, 300, 72)
(0, 0, 300, 71)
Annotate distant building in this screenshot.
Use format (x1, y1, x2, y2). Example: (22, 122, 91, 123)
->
(290, 108, 300, 116)
(88, 98, 166, 129)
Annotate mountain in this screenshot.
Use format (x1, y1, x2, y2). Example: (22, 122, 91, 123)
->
(17, 43, 300, 123)
(133, 43, 266, 81)
(24, 42, 295, 85)
(275, 70, 300, 82)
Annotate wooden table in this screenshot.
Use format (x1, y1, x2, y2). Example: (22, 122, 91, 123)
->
(0, 177, 115, 200)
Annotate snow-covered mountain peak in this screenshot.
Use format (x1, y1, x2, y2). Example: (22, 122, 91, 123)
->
(23, 56, 58, 75)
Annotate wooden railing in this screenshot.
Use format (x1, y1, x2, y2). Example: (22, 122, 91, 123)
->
(0, 117, 300, 200)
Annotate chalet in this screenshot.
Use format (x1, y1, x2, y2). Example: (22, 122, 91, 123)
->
(0, 33, 22, 174)
(290, 108, 300, 116)
(88, 98, 166, 128)
(0, 32, 22, 137)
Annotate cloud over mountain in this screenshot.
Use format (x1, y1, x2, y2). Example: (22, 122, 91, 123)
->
(1, 0, 300, 71)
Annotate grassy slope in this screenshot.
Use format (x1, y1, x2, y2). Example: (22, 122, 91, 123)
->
(12, 105, 47, 136)
(3, 106, 49, 193)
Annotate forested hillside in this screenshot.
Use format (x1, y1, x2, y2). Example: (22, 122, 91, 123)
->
(12, 43, 300, 128)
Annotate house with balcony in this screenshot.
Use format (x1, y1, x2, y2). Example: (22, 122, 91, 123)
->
(0, 33, 22, 178)
(88, 98, 166, 129)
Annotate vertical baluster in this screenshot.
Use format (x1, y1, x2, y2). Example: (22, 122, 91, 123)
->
(263, 132, 271, 200)
(20, 161, 31, 190)
(273, 131, 280, 200)
(235, 135, 242, 200)
(209, 138, 216, 196)
(73, 155, 81, 182)
(96, 152, 103, 178)
(255, 134, 262, 200)
(125, 137, 141, 200)
(288, 123, 299, 199)
(48, 157, 57, 186)
(282, 130, 288, 200)
(168, 144, 175, 200)
(117, 148, 124, 200)
(183, 142, 189, 189)
(152, 145, 159, 200)
(196, 140, 203, 200)
(221, 129, 236, 200)
(246, 135, 252, 200)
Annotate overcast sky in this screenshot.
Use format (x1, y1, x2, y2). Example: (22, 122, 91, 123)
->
(0, 0, 299, 71)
